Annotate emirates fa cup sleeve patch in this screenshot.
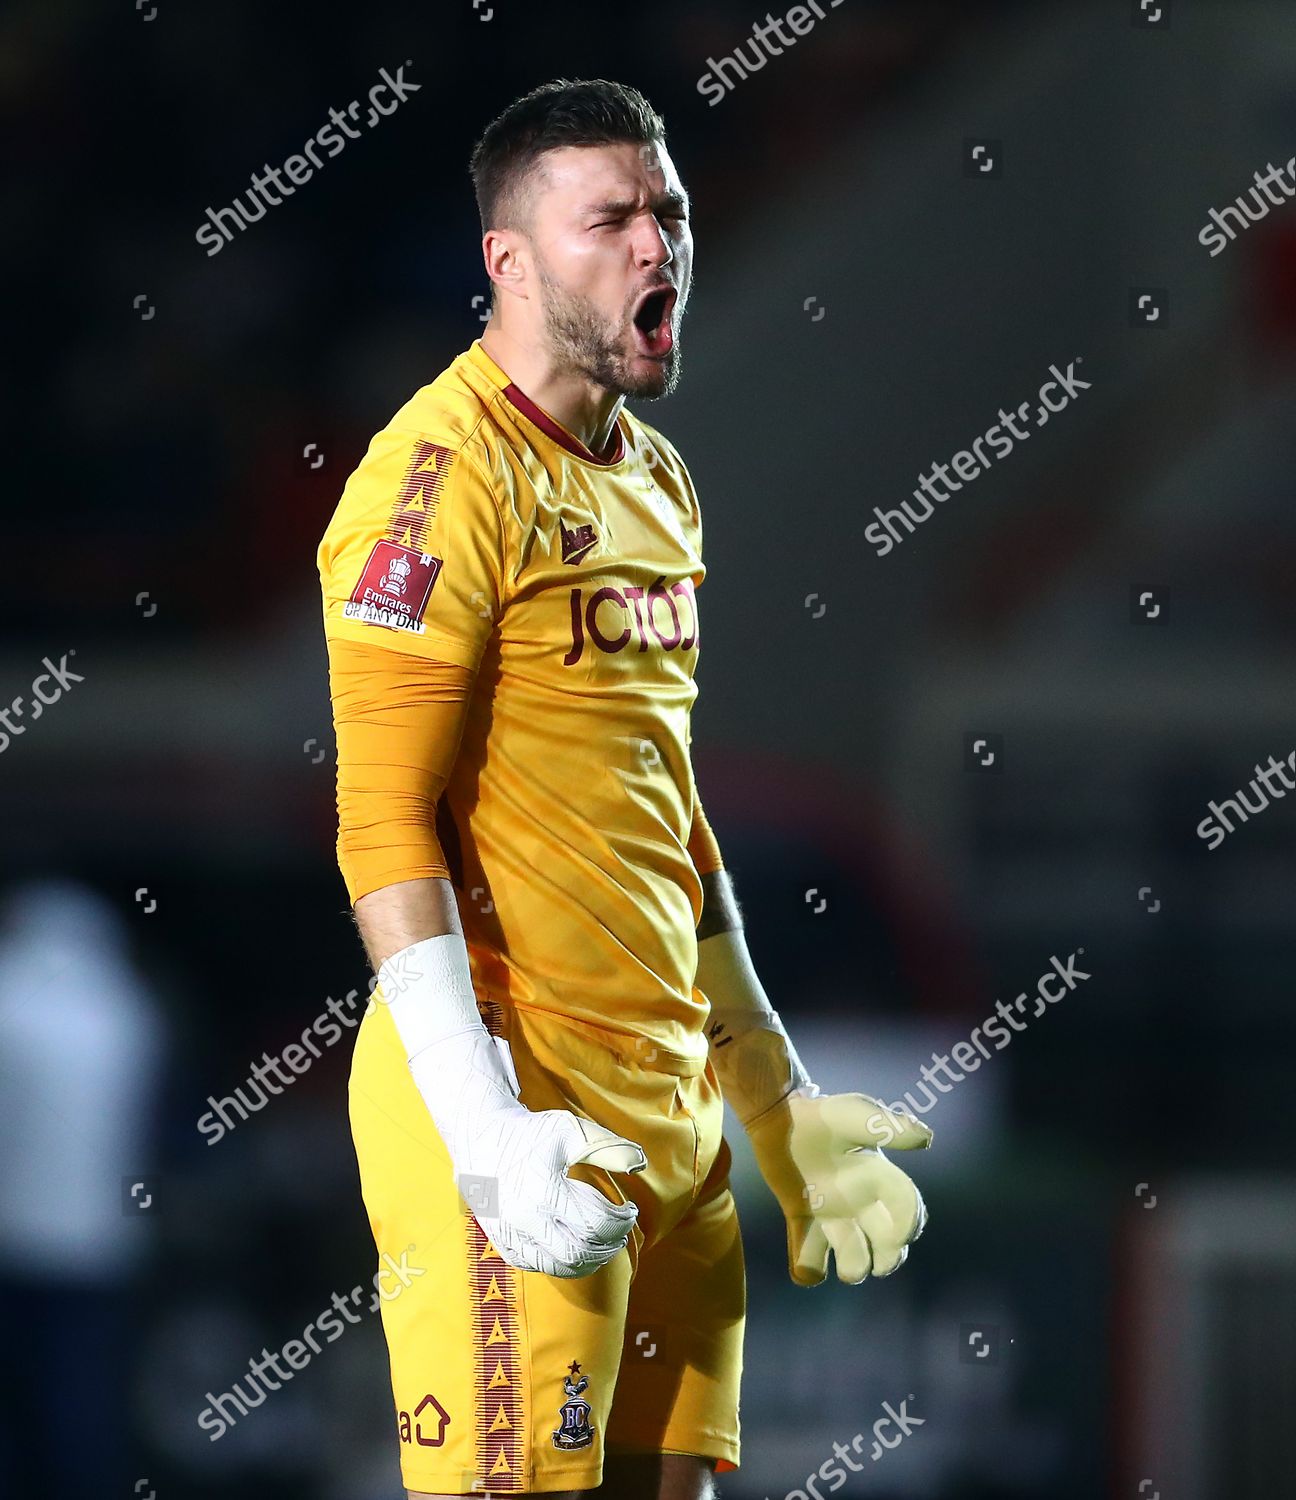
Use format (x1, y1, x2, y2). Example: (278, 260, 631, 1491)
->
(344, 541, 443, 635)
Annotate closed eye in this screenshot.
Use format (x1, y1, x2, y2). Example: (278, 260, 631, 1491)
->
(589, 209, 689, 230)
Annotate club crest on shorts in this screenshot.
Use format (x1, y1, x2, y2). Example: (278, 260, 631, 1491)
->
(551, 1359, 595, 1450)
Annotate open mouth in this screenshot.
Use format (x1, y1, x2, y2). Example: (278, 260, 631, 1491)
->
(631, 285, 677, 357)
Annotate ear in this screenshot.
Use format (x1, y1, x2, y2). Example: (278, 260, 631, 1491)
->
(482, 227, 529, 305)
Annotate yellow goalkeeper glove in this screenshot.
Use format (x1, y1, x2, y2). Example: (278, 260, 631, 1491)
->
(698, 927, 931, 1287)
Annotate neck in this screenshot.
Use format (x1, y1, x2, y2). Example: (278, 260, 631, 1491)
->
(480, 324, 625, 460)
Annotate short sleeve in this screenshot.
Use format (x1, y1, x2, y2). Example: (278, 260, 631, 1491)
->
(318, 428, 507, 669)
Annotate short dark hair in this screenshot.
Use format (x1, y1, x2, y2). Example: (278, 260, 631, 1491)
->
(469, 78, 667, 236)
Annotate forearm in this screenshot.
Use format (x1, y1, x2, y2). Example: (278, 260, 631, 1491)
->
(354, 875, 464, 972)
(691, 799, 756, 1007)
(691, 806, 815, 1124)
(698, 867, 742, 941)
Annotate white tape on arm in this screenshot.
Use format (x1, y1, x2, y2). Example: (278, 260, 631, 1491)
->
(697, 926, 817, 1127)
(377, 931, 520, 1107)
(378, 931, 486, 1052)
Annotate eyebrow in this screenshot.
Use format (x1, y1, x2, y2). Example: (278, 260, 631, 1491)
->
(579, 192, 689, 218)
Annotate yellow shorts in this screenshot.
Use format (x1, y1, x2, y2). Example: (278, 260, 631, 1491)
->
(348, 993, 745, 1495)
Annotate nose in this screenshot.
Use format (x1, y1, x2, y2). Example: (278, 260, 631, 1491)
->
(635, 216, 674, 272)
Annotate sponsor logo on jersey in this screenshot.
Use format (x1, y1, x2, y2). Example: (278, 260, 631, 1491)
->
(346, 540, 442, 635)
(563, 577, 699, 665)
(560, 517, 599, 565)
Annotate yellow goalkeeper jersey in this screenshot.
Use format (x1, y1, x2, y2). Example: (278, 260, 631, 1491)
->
(317, 339, 708, 1071)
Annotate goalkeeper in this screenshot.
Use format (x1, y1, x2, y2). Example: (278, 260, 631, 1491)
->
(319, 76, 930, 1500)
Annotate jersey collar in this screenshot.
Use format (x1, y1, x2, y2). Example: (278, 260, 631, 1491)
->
(467, 339, 628, 468)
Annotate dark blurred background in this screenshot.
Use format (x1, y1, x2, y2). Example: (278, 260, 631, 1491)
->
(4, 1, 1296, 1496)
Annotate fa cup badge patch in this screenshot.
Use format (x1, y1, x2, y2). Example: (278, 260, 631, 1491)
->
(345, 540, 442, 635)
(551, 1360, 595, 1451)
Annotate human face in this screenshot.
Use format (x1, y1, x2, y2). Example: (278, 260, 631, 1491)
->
(526, 139, 692, 399)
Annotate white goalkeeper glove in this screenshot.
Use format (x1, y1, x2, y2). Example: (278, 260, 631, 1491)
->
(379, 932, 646, 1278)
(699, 926, 931, 1286)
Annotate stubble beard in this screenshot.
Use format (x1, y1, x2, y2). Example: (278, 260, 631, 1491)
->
(535, 260, 684, 401)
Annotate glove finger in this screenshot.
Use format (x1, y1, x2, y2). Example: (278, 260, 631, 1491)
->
(559, 1177, 639, 1244)
(869, 1156, 926, 1244)
(860, 1191, 915, 1260)
(823, 1216, 873, 1285)
(487, 1221, 561, 1278)
(891, 1175, 925, 1245)
(858, 1185, 924, 1273)
(872, 1242, 909, 1279)
(518, 1210, 625, 1279)
(564, 1115, 648, 1175)
(908, 1182, 928, 1243)
(789, 1217, 829, 1287)
(548, 1235, 624, 1278)
(837, 1093, 933, 1151)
